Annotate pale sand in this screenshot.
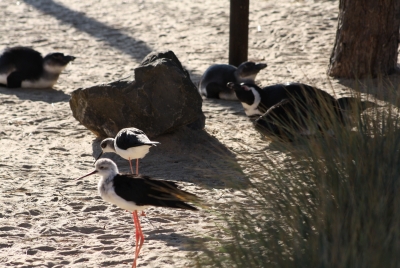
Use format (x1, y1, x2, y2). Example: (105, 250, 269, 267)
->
(0, 0, 398, 267)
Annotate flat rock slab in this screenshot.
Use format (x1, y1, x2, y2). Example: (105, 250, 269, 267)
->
(69, 51, 205, 138)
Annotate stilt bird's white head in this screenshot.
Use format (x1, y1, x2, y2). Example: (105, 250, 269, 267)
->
(100, 138, 116, 153)
(95, 138, 116, 161)
(77, 159, 119, 180)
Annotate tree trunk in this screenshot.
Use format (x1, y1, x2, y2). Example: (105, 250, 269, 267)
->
(328, 0, 400, 79)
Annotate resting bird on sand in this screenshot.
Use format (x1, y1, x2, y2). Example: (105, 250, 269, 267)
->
(0, 46, 75, 88)
(199, 61, 267, 100)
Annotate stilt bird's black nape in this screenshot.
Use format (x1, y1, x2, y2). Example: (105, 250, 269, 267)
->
(112, 174, 199, 211)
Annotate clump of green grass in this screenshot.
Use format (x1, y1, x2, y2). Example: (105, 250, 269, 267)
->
(195, 88, 400, 267)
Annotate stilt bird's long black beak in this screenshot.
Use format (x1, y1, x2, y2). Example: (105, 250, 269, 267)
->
(94, 151, 103, 165)
(76, 170, 98, 180)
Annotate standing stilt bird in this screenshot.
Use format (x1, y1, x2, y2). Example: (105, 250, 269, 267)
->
(96, 128, 160, 174)
(76, 159, 198, 268)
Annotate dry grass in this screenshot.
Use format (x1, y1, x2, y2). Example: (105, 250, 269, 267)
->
(195, 83, 400, 267)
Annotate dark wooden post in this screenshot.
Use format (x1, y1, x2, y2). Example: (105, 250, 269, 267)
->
(229, 0, 249, 67)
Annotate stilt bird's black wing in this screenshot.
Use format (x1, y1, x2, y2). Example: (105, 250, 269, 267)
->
(113, 174, 198, 211)
(115, 128, 160, 150)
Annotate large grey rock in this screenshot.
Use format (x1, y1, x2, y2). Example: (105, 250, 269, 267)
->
(69, 51, 205, 138)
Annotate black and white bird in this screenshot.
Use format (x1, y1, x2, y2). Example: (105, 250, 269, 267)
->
(227, 82, 351, 140)
(76, 158, 198, 268)
(227, 82, 339, 117)
(253, 98, 320, 141)
(254, 96, 378, 141)
(96, 128, 160, 175)
(231, 83, 379, 141)
(0, 46, 75, 88)
(199, 61, 267, 100)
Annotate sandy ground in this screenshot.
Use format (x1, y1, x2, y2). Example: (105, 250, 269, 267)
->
(0, 0, 399, 267)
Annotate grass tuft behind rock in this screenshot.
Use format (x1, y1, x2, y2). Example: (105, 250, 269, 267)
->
(195, 87, 400, 267)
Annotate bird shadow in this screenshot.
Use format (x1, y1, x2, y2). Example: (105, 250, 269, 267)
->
(91, 126, 250, 190)
(145, 231, 204, 252)
(0, 86, 70, 103)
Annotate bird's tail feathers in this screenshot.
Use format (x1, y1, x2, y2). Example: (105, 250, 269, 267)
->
(147, 181, 201, 208)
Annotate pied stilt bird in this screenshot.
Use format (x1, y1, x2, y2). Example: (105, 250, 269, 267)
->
(77, 158, 198, 268)
(96, 128, 160, 174)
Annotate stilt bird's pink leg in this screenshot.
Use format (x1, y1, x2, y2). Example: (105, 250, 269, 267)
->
(132, 212, 139, 268)
(136, 159, 139, 175)
(128, 157, 134, 174)
(131, 211, 145, 268)
(134, 211, 145, 262)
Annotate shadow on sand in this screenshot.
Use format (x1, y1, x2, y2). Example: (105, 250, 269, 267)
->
(0, 86, 70, 103)
(335, 73, 400, 106)
(91, 126, 250, 190)
(23, 0, 152, 62)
